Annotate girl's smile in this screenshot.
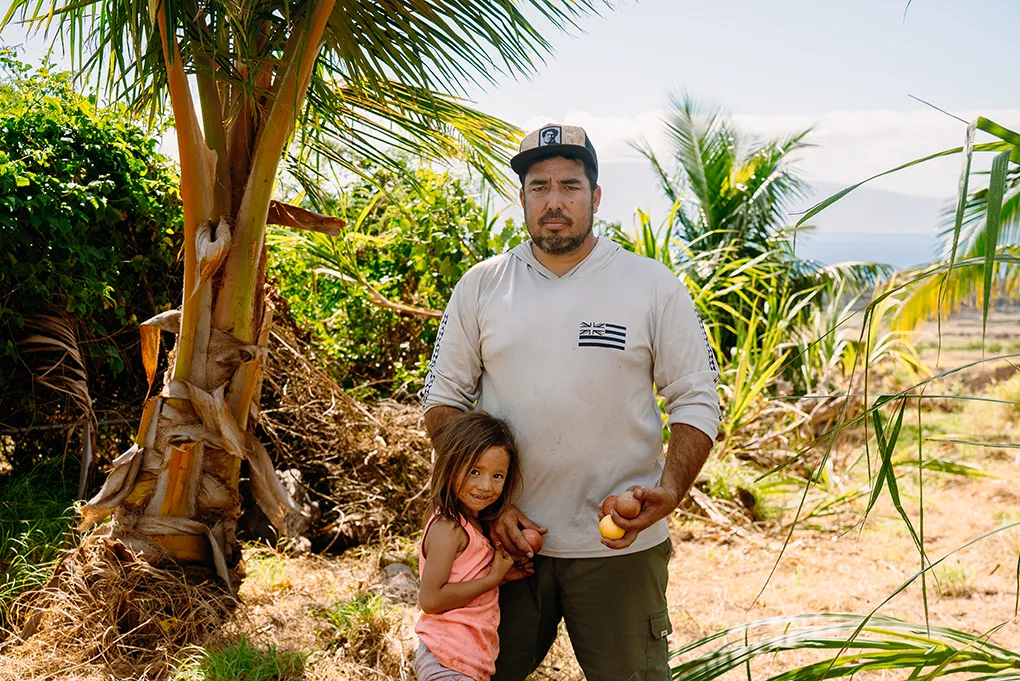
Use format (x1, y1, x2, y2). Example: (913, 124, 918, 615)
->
(456, 446, 511, 515)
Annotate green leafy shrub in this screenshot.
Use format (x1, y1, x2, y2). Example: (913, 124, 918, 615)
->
(269, 164, 523, 399)
(0, 53, 182, 361)
(0, 52, 182, 476)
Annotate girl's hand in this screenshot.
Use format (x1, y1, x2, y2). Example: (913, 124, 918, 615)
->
(490, 543, 515, 583)
(501, 562, 533, 584)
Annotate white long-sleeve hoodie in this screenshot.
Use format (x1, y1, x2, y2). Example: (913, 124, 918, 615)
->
(422, 237, 721, 557)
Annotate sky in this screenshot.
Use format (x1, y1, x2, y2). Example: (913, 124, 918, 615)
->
(459, 0, 1019, 198)
(2, 0, 1017, 264)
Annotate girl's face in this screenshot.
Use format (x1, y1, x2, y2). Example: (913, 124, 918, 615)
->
(456, 446, 511, 515)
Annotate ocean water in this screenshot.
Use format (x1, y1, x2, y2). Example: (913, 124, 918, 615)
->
(793, 231, 938, 270)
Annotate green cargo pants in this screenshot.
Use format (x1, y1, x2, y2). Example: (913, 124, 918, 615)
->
(492, 538, 673, 681)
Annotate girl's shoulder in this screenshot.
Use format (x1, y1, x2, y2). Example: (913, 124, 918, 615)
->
(422, 513, 470, 557)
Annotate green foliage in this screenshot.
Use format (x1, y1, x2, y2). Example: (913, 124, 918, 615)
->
(695, 110, 1020, 681)
(244, 548, 289, 589)
(171, 638, 305, 681)
(4, 0, 606, 194)
(322, 592, 387, 639)
(933, 561, 975, 598)
(635, 91, 813, 259)
(0, 52, 182, 480)
(697, 454, 779, 520)
(0, 52, 182, 371)
(670, 614, 1020, 680)
(319, 590, 397, 663)
(269, 164, 523, 398)
(613, 93, 891, 406)
(0, 457, 76, 609)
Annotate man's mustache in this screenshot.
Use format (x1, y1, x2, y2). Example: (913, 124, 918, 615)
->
(539, 211, 573, 226)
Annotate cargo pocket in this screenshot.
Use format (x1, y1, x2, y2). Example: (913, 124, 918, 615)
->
(649, 610, 672, 640)
(646, 609, 673, 677)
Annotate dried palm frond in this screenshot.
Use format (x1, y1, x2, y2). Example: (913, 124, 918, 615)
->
(19, 314, 97, 498)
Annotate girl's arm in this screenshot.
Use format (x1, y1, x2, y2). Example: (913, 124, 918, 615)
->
(418, 518, 505, 615)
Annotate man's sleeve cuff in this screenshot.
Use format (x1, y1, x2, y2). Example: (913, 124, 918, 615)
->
(666, 408, 720, 443)
(423, 395, 475, 414)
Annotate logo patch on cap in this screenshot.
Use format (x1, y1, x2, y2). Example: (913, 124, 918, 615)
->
(539, 126, 562, 147)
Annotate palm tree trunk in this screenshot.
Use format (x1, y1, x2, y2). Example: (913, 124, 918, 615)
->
(77, 0, 336, 589)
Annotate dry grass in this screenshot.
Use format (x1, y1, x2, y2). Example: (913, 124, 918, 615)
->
(257, 297, 434, 552)
(0, 535, 237, 681)
(235, 541, 419, 681)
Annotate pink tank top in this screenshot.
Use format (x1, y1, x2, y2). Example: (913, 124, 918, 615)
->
(415, 513, 500, 681)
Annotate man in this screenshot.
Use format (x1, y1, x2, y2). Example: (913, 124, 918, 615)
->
(421, 124, 720, 680)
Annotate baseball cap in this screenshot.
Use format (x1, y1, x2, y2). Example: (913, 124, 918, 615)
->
(510, 124, 599, 183)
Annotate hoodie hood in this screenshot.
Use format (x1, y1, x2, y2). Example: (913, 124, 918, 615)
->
(509, 237, 622, 280)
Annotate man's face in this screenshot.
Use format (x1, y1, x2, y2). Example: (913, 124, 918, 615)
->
(519, 156, 602, 256)
(541, 130, 559, 144)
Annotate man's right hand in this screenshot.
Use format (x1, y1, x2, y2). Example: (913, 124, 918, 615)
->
(491, 505, 547, 561)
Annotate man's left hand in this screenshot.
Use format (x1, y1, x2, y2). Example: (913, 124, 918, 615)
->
(600, 485, 679, 550)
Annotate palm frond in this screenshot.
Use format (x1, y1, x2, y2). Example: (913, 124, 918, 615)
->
(4, 0, 607, 112)
(737, 128, 814, 243)
(18, 314, 97, 498)
(890, 246, 1020, 331)
(295, 77, 522, 194)
(651, 91, 813, 257)
(670, 613, 1020, 681)
(661, 91, 728, 232)
(936, 166, 1020, 259)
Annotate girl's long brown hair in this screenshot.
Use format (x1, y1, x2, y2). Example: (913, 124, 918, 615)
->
(426, 411, 522, 526)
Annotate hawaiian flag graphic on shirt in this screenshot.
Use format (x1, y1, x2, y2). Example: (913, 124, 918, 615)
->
(578, 321, 627, 350)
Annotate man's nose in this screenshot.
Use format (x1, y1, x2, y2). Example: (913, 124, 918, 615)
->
(545, 187, 567, 210)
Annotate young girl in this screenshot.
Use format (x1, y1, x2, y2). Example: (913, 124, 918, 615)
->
(415, 411, 523, 681)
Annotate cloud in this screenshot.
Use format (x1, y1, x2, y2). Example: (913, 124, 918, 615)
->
(521, 108, 1020, 199)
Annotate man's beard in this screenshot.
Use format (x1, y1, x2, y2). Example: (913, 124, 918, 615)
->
(529, 203, 595, 256)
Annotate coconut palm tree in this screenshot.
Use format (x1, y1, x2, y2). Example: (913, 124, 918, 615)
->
(633, 92, 887, 306)
(634, 91, 814, 260)
(0, 0, 604, 586)
(624, 92, 888, 394)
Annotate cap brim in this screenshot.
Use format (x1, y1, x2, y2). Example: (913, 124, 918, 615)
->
(510, 145, 598, 180)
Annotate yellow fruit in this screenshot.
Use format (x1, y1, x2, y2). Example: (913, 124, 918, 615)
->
(599, 514, 625, 540)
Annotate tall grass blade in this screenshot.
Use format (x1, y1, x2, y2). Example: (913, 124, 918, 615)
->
(982, 150, 1011, 342)
(977, 117, 1020, 152)
(670, 613, 1020, 681)
(873, 395, 930, 628)
(816, 521, 1020, 679)
(795, 142, 1009, 228)
(872, 397, 921, 554)
(937, 119, 978, 365)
